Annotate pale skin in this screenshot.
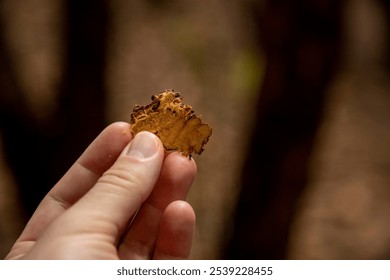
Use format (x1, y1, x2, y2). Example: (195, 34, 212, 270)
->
(5, 122, 197, 260)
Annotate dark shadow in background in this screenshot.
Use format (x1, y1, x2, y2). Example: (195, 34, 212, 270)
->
(383, 0, 390, 71)
(0, 0, 107, 219)
(225, 0, 344, 259)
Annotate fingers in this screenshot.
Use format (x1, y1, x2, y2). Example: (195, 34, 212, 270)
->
(153, 201, 196, 260)
(10, 121, 198, 261)
(118, 152, 197, 259)
(17, 122, 133, 242)
(50, 131, 165, 241)
(147, 152, 197, 209)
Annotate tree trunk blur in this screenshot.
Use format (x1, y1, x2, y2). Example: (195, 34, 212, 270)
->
(225, 0, 344, 259)
(55, 0, 108, 178)
(0, 0, 107, 218)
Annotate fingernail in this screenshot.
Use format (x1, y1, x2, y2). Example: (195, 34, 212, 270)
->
(127, 132, 159, 159)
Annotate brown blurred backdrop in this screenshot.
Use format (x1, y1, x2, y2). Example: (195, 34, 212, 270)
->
(1, 0, 390, 259)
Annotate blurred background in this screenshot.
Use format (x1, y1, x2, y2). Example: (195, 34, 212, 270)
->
(1, 0, 390, 259)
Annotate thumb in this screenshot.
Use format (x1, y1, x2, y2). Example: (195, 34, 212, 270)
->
(59, 131, 165, 238)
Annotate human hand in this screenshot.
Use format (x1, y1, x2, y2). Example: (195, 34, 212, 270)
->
(6, 122, 197, 259)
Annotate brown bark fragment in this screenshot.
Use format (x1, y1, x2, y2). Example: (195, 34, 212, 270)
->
(130, 90, 212, 157)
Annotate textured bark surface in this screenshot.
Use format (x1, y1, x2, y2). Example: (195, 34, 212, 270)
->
(131, 90, 212, 157)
